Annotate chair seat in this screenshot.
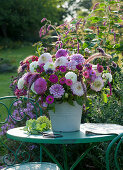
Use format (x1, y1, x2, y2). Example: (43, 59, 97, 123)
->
(2, 162, 60, 170)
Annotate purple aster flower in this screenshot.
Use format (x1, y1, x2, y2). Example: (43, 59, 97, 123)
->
(49, 84, 65, 98)
(49, 74, 58, 83)
(97, 63, 104, 73)
(85, 63, 92, 70)
(65, 79, 72, 86)
(34, 78, 47, 94)
(70, 54, 85, 64)
(76, 64, 83, 70)
(59, 66, 67, 72)
(46, 68, 53, 74)
(89, 70, 96, 82)
(59, 77, 66, 85)
(46, 95, 54, 104)
(55, 49, 68, 58)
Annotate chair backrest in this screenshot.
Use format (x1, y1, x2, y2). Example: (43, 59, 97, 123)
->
(0, 96, 42, 169)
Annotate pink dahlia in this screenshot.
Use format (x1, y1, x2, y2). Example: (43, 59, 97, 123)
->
(59, 77, 66, 85)
(34, 78, 47, 94)
(49, 74, 58, 83)
(65, 79, 72, 86)
(49, 84, 65, 98)
(46, 95, 54, 104)
(55, 49, 68, 58)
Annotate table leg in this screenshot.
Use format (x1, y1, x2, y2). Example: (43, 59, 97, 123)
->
(62, 144, 68, 170)
(70, 143, 96, 170)
(40, 144, 64, 170)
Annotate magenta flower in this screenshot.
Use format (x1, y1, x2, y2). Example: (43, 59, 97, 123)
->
(59, 66, 67, 72)
(36, 64, 44, 73)
(70, 54, 85, 64)
(76, 64, 83, 70)
(85, 63, 92, 70)
(83, 71, 90, 79)
(49, 74, 58, 83)
(97, 63, 104, 73)
(49, 84, 65, 98)
(60, 77, 66, 85)
(34, 78, 47, 94)
(65, 79, 72, 86)
(46, 95, 54, 104)
(55, 49, 68, 58)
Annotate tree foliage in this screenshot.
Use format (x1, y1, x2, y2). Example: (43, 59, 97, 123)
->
(0, 0, 67, 41)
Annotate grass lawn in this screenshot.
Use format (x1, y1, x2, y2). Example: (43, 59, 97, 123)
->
(0, 45, 36, 97)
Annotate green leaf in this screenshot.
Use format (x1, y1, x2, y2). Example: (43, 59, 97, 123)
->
(102, 92, 108, 103)
(94, 8, 104, 12)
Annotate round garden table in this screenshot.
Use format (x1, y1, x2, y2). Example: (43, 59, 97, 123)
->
(6, 123, 123, 170)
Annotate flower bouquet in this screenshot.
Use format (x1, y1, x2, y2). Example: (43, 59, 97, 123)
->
(11, 46, 114, 132)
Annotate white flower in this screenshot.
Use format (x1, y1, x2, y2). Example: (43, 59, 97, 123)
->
(30, 61, 38, 73)
(102, 73, 112, 82)
(31, 83, 37, 94)
(43, 62, 55, 71)
(38, 53, 52, 64)
(91, 77, 104, 92)
(71, 81, 84, 96)
(65, 71, 77, 83)
(55, 57, 68, 67)
(17, 77, 25, 89)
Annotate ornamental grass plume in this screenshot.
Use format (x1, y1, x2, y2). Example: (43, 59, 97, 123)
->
(84, 52, 112, 64)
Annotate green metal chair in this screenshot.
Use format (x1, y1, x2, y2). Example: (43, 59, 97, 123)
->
(106, 133, 123, 170)
(0, 96, 47, 168)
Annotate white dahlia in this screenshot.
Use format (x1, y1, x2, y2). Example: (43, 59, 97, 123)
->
(55, 56, 68, 67)
(102, 73, 112, 82)
(17, 77, 25, 89)
(91, 77, 104, 92)
(43, 62, 55, 71)
(65, 72, 77, 83)
(31, 83, 37, 94)
(30, 61, 38, 73)
(38, 53, 52, 64)
(71, 81, 84, 96)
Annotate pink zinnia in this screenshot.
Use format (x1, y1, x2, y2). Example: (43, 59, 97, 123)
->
(65, 79, 72, 86)
(59, 77, 66, 85)
(55, 49, 68, 58)
(59, 66, 66, 72)
(34, 78, 47, 94)
(49, 74, 58, 83)
(46, 95, 54, 104)
(83, 71, 90, 79)
(97, 63, 104, 73)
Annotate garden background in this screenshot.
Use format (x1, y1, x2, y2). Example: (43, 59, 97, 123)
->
(0, 0, 122, 169)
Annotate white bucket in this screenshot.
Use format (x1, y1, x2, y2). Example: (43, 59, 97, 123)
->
(49, 102, 82, 132)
